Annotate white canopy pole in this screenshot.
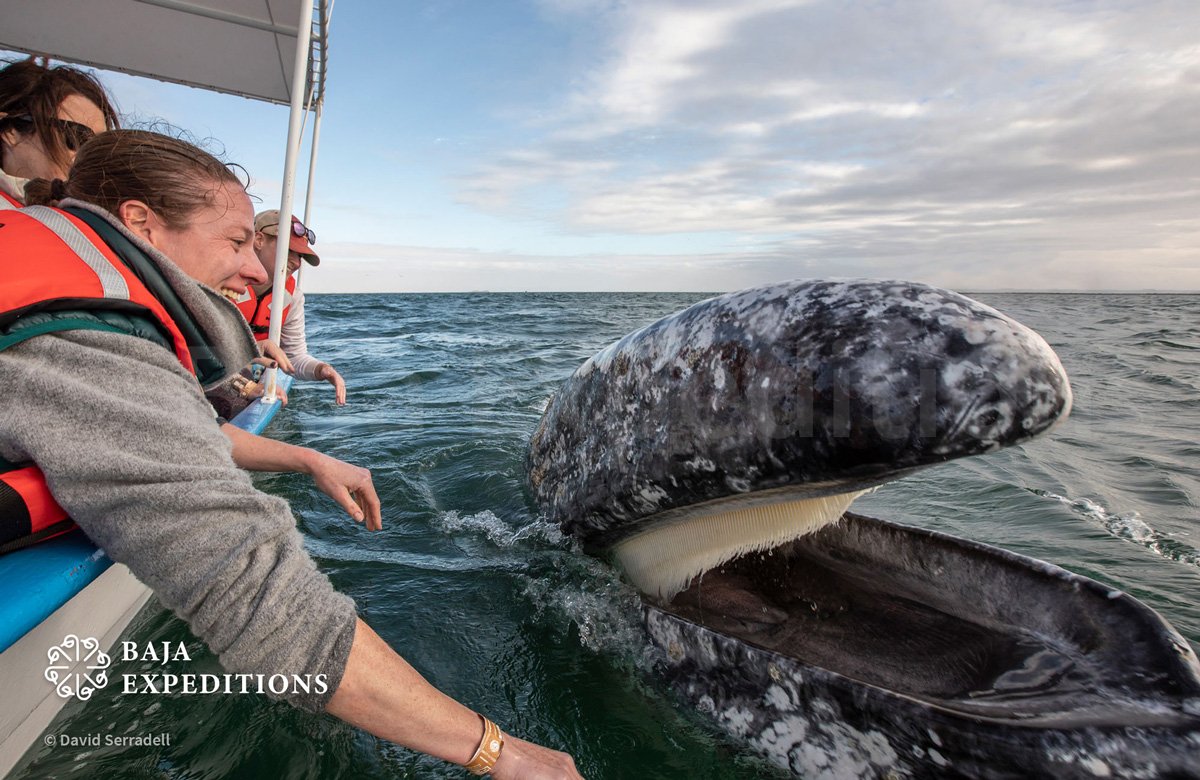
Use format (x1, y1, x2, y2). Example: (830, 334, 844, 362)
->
(295, 99, 324, 289)
(262, 0, 315, 402)
(302, 101, 324, 227)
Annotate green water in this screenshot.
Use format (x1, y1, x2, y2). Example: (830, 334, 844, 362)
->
(15, 293, 1200, 779)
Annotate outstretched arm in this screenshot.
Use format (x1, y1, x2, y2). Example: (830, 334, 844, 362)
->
(328, 619, 583, 779)
(220, 422, 380, 530)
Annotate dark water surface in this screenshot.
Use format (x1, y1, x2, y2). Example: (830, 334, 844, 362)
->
(16, 292, 1200, 779)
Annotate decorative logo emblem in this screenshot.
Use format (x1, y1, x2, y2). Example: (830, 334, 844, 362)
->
(44, 635, 111, 700)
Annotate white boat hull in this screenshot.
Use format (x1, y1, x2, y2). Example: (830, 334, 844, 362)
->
(0, 564, 151, 776)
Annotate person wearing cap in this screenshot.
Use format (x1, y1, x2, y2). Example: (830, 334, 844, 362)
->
(239, 209, 347, 405)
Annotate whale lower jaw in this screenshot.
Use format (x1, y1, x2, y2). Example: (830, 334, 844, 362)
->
(643, 512, 1200, 777)
(611, 489, 873, 602)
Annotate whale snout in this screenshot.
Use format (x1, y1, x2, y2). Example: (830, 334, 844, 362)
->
(825, 293, 1073, 464)
(527, 279, 1073, 570)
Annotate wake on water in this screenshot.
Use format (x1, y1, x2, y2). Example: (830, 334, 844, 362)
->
(1032, 488, 1200, 569)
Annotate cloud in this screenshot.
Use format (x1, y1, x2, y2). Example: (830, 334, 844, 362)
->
(456, 0, 1200, 289)
(306, 241, 784, 293)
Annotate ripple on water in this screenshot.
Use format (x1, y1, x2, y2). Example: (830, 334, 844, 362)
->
(1031, 489, 1200, 569)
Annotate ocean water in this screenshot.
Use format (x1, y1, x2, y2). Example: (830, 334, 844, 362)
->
(15, 292, 1199, 779)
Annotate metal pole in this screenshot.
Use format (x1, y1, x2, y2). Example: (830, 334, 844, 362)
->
(295, 99, 323, 289)
(263, 0, 314, 402)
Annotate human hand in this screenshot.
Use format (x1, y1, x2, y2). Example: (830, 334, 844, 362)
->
(259, 339, 295, 375)
(238, 376, 288, 406)
(306, 452, 381, 530)
(317, 363, 347, 405)
(491, 734, 583, 780)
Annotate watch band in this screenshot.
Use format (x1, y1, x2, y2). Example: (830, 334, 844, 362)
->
(465, 714, 504, 776)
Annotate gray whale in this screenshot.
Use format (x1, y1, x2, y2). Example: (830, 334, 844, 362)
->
(526, 279, 1200, 777)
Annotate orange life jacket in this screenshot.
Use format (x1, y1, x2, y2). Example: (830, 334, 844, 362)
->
(0, 188, 22, 209)
(0, 205, 196, 554)
(236, 276, 296, 341)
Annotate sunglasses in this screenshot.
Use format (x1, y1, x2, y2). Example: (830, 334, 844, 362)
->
(264, 219, 317, 245)
(6, 114, 96, 151)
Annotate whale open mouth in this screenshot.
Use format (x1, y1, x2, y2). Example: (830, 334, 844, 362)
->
(528, 280, 1199, 775)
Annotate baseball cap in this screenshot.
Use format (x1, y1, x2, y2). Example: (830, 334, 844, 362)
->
(254, 209, 320, 266)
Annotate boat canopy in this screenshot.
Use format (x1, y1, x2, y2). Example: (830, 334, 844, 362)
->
(0, 0, 331, 390)
(0, 0, 330, 107)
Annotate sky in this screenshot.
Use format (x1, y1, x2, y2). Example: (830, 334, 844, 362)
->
(6, 0, 1200, 292)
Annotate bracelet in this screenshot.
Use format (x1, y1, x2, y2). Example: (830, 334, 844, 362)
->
(464, 714, 504, 776)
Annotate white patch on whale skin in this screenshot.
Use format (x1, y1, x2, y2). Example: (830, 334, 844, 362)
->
(726, 476, 751, 493)
(1079, 757, 1113, 777)
(751, 715, 809, 768)
(745, 308, 782, 338)
(719, 705, 755, 737)
(764, 683, 799, 711)
(632, 484, 670, 513)
(648, 314, 717, 374)
(937, 314, 1000, 346)
(939, 360, 987, 395)
(751, 714, 904, 779)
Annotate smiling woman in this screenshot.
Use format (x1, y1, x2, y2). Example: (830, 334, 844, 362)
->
(25, 129, 268, 300)
(0, 58, 117, 204)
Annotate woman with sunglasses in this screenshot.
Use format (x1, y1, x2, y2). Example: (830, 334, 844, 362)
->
(0, 58, 117, 207)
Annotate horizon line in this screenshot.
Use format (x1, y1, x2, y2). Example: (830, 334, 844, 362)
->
(306, 289, 1200, 295)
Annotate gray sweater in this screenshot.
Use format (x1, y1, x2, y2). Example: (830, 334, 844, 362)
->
(0, 201, 356, 711)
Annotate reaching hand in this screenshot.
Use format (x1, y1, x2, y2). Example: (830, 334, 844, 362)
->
(307, 452, 381, 530)
(317, 363, 347, 405)
(259, 339, 295, 375)
(492, 735, 583, 780)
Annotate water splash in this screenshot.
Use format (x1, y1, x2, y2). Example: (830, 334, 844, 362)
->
(435, 509, 658, 665)
(522, 556, 657, 668)
(434, 510, 565, 548)
(1032, 489, 1200, 568)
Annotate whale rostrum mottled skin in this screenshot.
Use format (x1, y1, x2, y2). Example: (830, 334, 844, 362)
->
(529, 280, 1071, 545)
(526, 279, 1200, 778)
(528, 278, 1072, 597)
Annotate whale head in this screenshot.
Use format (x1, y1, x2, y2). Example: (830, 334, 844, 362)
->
(527, 279, 1072, 598)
